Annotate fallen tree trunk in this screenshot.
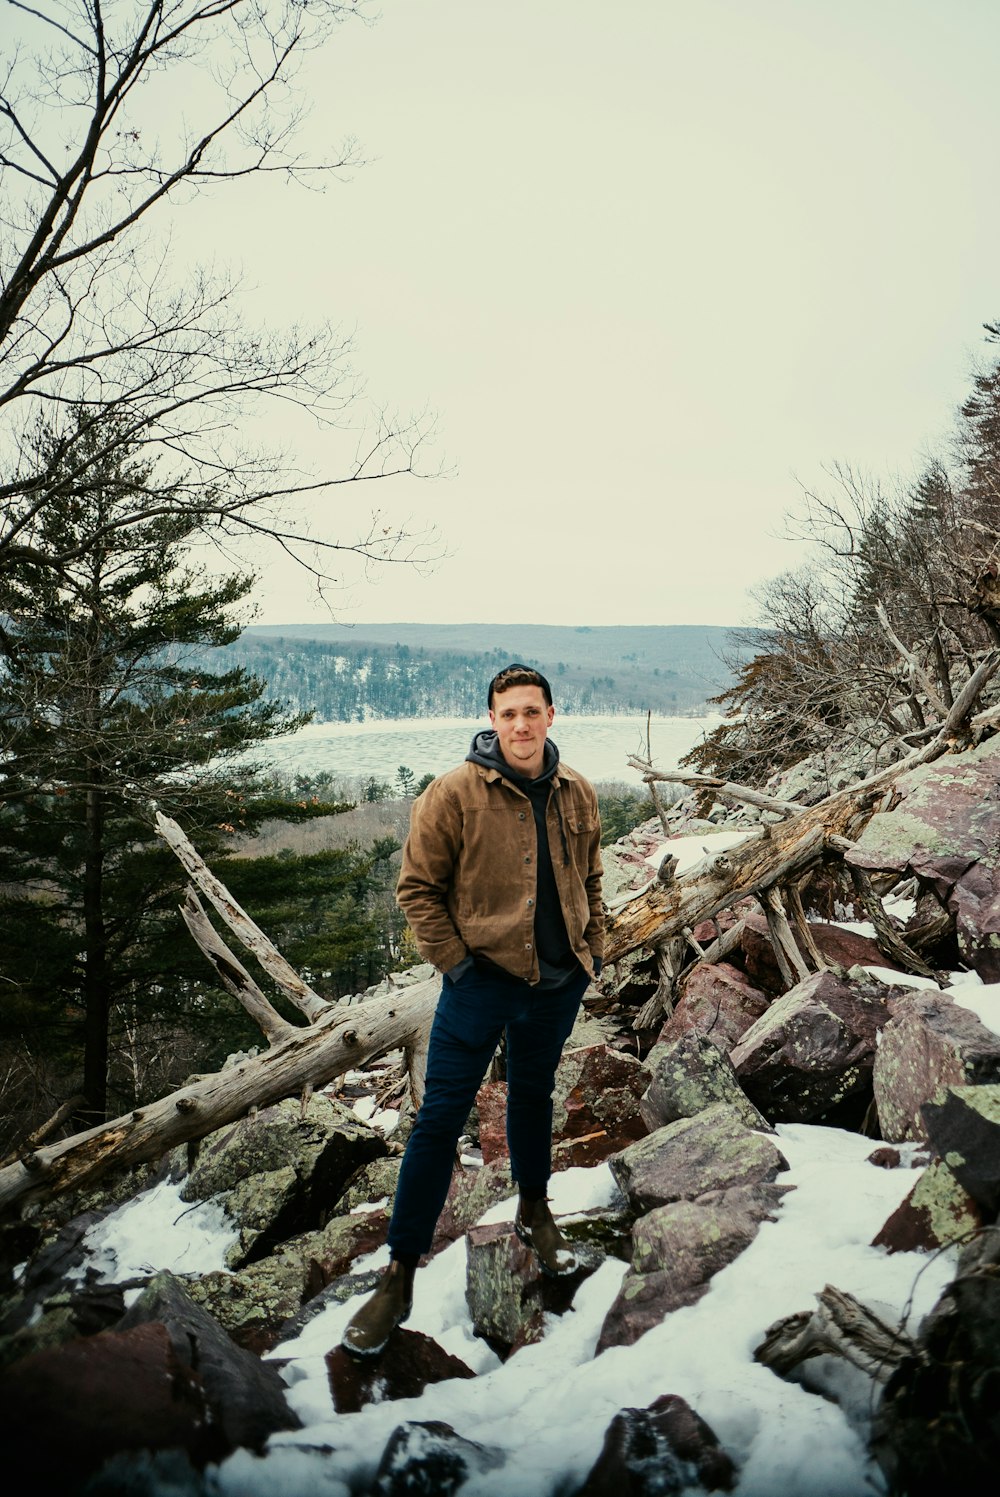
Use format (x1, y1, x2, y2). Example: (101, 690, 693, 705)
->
(608, 664, 1000, 965)
(0, 978, 440, 1215)
(0, 813, 443, 1217)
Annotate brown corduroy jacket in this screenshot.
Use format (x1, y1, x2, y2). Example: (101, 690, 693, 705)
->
(396, 757, 604, 985)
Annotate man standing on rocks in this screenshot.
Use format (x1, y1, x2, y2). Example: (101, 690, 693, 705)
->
(342, 664, 604, 1358)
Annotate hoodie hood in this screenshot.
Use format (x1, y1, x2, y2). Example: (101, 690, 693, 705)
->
(466, 728, 560, 789)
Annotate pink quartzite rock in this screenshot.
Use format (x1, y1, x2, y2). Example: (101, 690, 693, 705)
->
(730, 968, 893, 1123)
(872, 993, 1000, 1142)
(596, 1183, 789, 1352)
(807, 921, 897, 970)
(464, 1218, 599, 1355)
(640, 1031, 771, 1133)
(326, 1329, 475, 1412)
(660, 962, 770, 1054)
(609, 1103, 788, 1214)
(432, 1157, 516, 1253)
(477, 1043, 650, 1171)
(872, 1158, 983, 1254)
(845, 735, 1000, 982)
(921, 1083, 1000, 1215)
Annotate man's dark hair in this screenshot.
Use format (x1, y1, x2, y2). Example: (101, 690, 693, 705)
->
(488, 663, 553, 709)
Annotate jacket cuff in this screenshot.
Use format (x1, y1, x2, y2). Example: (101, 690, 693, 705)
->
(592, 955, 603, 977)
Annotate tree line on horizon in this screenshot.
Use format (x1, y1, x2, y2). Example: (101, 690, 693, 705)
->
(184, 634, 710, 721)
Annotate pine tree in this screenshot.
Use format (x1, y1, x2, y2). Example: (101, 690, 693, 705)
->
(0, 413, 307, 1126)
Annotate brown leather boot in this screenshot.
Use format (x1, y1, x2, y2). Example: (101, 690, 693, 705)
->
(514, 1194, 578, 1277)
(341, 1260, 415, 1359)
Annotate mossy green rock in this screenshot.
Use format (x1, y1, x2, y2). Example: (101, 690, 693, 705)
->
(873, 997, 1000, 1142)
(609, 1103, 788, 1212)
(640, 1030, 771, 1132)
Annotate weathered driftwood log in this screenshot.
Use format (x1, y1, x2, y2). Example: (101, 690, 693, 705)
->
(609, 666, 1000, 966)
(0, 813, 443, 1216)
(633, 934, 686, 1031)
(0, 978, 440, 1215)
(784, 881, 831, 972)
(761, 884, 811, 986)
(755, 1283, 919, 1384)
(156, 811, 332, 1023)
(605, 821, 829, 964)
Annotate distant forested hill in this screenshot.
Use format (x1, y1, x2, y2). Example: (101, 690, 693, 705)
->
(198, 622, 737, 720)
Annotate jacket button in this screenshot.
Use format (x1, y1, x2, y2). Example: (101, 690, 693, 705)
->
(518, 811, 526, 820)
(527, 898, 534, 906)
(524, 855, 531, 863)
(524, 942, 532, 950)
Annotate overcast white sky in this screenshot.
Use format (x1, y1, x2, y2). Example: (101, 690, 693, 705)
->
(195, 0, 1000, 629)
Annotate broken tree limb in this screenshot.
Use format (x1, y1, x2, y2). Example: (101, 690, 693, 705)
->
(761, 885, 811, 986)
(0, 978, 441, 1216)
(784, 881, 830, 972)
(845, 864, 938, 979)
(876, 604, 948, 719)
(179, 888, 299, 1046)
(634, 935, 687, 1031)
(625, 757, 802, 818)
(755, 1283, 919, 1384)
(156, 811, 331, 1022)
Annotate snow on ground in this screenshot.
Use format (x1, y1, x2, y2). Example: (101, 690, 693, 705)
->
(74, 1179, 237, 1292)
(78, 1128, 957, 1497)
(644, 827, 754, 876)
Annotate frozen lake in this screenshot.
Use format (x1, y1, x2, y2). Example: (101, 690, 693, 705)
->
(261, 713, 721, 788)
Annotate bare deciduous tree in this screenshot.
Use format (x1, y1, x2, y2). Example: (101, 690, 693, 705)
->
(0, 1, 436, 597)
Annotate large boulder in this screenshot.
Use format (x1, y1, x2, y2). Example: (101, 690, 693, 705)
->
(573, 1393, 735, 1494)
(873, 992, 1000, 1142)
(596, 1183, 788, 1352)
(326, 1333, 476, 1413)
(553, 1043, 651, 1151)
(730, 968, 893, 1124)
(640, 1031, 771, 1133)
(921, 1083, 1000, 1214)
(465, 1219, 602, 1355)
(477, 1043, 650, 1172)
(117, 1272, 299, 1449)
(872, 1158, 983, 1255)
(609, 1103, 788, 1214)
(178, 1095, 388, 1267)
(846, 735, 1000, 982)
(657, 961, 770, 1054)
(0, 1272, 298, 1489)
(0, 1322, 217, 1489)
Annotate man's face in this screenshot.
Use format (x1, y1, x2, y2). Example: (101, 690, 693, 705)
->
(489, 684, 554, 779)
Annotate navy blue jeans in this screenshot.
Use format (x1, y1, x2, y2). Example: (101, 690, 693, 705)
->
(386, 961, 589, 1259)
